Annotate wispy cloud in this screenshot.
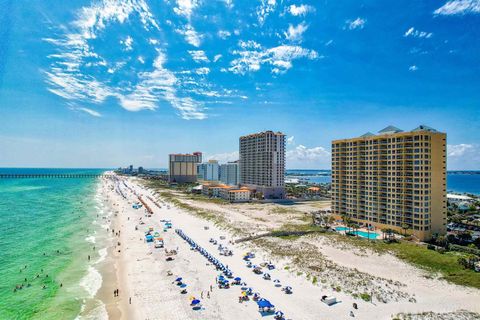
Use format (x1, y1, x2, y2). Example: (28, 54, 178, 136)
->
(404, 27, 433, 38)
(175, 24, 203, 47)
(284, 22, 308, 42)
(44, 0, 207, 120)
(207, 151, 239, 162)
(345, 17, 366, 30)
(434, 0, 480, 15)
(189, 50, 210, 63)
(256, 0, 277, 25)
(409, 65, 418, 71)
(287, 135, 295, 145)
(229, 43, 318, 75)
(77, 107, 102, 117)
(173, 0, 199, 20)
(120, 35, 134, 51)
(218, 30, 231, 39)
(287, 4, 315, 16)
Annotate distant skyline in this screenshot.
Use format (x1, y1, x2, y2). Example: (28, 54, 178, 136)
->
(0, 0, 479, 169)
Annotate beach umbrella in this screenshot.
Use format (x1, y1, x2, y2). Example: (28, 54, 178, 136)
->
(275, 311, 284, 317)
(234, 277, 241, 281)
(175, 277, 182, 281)
(273, 279, 280, 283)
(191, 299, 201, 305)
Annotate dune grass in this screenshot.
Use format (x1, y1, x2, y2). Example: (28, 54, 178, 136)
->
(324, 233, 480, 289)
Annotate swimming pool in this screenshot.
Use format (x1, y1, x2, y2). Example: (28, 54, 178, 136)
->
(335, 227, 379, 239)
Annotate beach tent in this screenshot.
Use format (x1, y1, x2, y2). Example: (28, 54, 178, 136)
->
(257, 299, 274, 308)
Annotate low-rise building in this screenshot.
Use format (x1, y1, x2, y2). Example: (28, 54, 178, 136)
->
(219, 188, 251, 203)
(202, 183, 231, 197)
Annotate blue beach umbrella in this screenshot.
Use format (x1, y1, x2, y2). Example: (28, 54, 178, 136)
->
(175, 277, 182, 281)
(191, 299, 201, 305)
(234, 277, 241, 281)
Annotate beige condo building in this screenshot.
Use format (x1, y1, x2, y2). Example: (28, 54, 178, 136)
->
(169, 152, 202, 183)
(331, 125, 447, 241)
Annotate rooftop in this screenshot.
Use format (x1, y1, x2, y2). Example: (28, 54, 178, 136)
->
(334, 125, 443, 142)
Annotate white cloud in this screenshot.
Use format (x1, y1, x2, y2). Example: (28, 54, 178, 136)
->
(345, 17, 366, 30)
(229, 44, 318, 75)
(256, 0, 277, 25)
(288, 4, 315, 16)
(195, 67, 210, 75)
(409, 65, 418, 71)
(447, 144, 480, 170)
(223, 0, 234, 9)
(213, 54, 222, 62)
(286, 145, 331, 168)
(218, 30, 231, 39)
(284, 22, 308, 42)
(287, 136, 295, 145)
(77, 107, 102, 117)
(434, 0, 480, 15)
(188, 50, 210, 63)
(207, 151, 239, 162)
(173, 0, 199, 20)
(404, 27, 433, 38)
(448, 144, 474, 157)
(120, 35, 133, 51)
(176, 24, 202, 47)
(44, 0, 207, 120)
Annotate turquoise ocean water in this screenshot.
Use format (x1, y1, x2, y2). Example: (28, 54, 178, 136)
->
(0, 169, 107, 320)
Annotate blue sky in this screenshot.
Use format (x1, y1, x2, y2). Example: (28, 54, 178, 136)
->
(0, 0, 479, 169)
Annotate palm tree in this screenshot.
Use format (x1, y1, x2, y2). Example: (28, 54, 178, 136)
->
(401, 223, 409, 237)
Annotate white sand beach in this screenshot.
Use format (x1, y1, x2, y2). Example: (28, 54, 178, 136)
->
(96, 174, 480, 320)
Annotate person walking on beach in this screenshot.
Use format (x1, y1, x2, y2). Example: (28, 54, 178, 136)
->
(129, 297, 131, 304)
(113, 289, 116, 297)
(88, 255, 90, 261)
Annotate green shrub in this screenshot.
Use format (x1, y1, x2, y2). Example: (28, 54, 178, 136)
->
(449, 244, 480, 256)
(360, 293, 371, 302)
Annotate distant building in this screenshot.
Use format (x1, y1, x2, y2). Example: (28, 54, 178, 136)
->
(331, 125, 447, 241)
(169, 152, 202, 183)
(197, 160, 220, 181)
(220, 161, 240, 186)
(239, 131, 286, 199)
(138, 166, 144, 174)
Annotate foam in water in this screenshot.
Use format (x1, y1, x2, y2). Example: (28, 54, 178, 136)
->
(95, 248, 108, 265)
(85, 235, 96, 244)
(75, 301, 108, 320)
(80, 265, 103, 298)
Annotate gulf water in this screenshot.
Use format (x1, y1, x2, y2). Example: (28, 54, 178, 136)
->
(0, 169, 107, 319)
